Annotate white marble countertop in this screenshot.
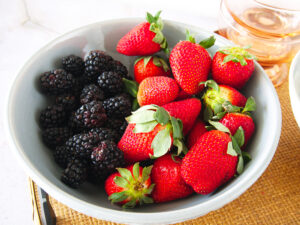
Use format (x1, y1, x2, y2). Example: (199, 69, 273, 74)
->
(1, 0, 220, 224)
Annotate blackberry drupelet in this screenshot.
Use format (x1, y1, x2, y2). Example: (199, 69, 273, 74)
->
(89, 140, 125, 183)
(97, 71, 123, 96)
(40, 69, 74, 95)
(119, 120, 128, 138)
(102, 94, 132, 118)
(42, 127, 73, 148)
(53, 146, 74, 168)
(80, 84, 104, 105)
(72, 101, 107, 129)
(61, 159, 88, 188)
(65, 131, 101, 160)
(62, 55, 84, 77)
(55, 93, 78, 111)
(108, 60, 129, 79)
(84, 50, 113, 83)
(39, 104, 67, 128)
(88, 127, 119, 143)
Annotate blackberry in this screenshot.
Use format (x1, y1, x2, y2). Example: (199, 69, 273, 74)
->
(40, 69, 74, 95)
(102, 94, 131, 118)
(72, 77, 85, 96)
(140, 159, 155, 167)
(62, 55, 84, 77)
(97, 71, 123, 96)
(80, 84, 104, 105)
(61, 159, 88, 188)
(39, 104, 67, 128)
(104, 118, 125, 139)
(55, 93, 78, 111)
(42, 127, 73, 148)
(88, 127, 119, 143)
(65, 132, 101, 160)
(72, 101, 107, 129)
(119, 120, 128, 138)
(89, 140, 125, 182)
(53, 146, 74, 168)
(108, 60, 129, 79)
(84, 50, 113, 83)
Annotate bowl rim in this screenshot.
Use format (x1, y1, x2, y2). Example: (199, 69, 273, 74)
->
(289, 50, 300, 127)
(5, 18, 282, 224)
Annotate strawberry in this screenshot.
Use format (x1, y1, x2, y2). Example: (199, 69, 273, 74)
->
(181, 130, 238, 194)
(162, 98, 202, 135)
(151, 154, 194, 203)
(118, 105, 186, 163)
(105, 162, 154, 208)
(169, 31, 215, 94)
(187, 119, 207, 148)
(220, 113, 255, 148)
(212, 46, 256, 89)
(134, 56, 171, 83)
(116, 11, 168, 56)
(137, 76, 179, 106)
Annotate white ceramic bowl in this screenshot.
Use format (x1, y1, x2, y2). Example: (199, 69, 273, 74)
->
(6, 19, 282, 224)
(289, 50, 300, 127)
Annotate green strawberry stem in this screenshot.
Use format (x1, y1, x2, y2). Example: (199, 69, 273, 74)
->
(126, 104, 187, 157)
(109, 162, 155, 208)
(218, 46, 257, 66)
(146, 11, 169, 52)
(186, 30, 215, 49)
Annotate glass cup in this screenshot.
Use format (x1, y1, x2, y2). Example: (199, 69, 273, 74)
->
(218, 0, 300, 87)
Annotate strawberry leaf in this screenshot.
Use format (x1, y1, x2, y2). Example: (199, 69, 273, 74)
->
(141, 196, 154, 204)
(116, 168, 133, 182)
(212, 112, 226, 120)
(145, 183, 155, 195)
(122, 198, 137, 209)
(134, 57, 143, 65)
(203, 106, 213, 122)
(209, 120, 231, 134)
(153, 57, 169, 72)
(123, 78, 139, 98)
(133, 121, 158, 133)
(242, 97, 256, 113)
(146, 12, 155, 24)
(142, 165, 153, 183)
(213, 103, 223, 114)
(132, 162, 140, 180)
(242, 151, 252, 164)
(236, 155, 244, 174)
(231, 136, 242, 155)
(199, 36, 216, 49)
(142, 56, 153, 68)
(109, 191, 127, 203)
(222, 101, 241, 113)
(132, 99, 139, 111)
(199, 80, 219, 91)
(152, 31, 164, 44)
(205, 125, 215, 131)
(227, 142, 238, 156)
(173, 139, 188, 155)
(186, 30, 196, 43)
(154, 107, 170, 125)
(132, 105, 158, 114)
(170, 117, 182, 139)
(126, 110, 156, 124)
(233, 126, 245, 147)
(114, 176, 129, 188)
(222, 54, 239, 64)
(151, 127, 172, 157)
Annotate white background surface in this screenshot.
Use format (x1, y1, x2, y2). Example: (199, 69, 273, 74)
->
(1, 0, 220, 224)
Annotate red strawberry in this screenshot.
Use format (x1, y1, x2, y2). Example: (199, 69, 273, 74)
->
(203, 84, 247, 111)
(151, 154, 194, 203)
(187, 119, 207, 148)
(118, 123, 168, 163)
(176, 89, 192, 100)
(116, 11, 168, 56)
(105, 162, 154, 208)
(181, 130, 238, 194)
(118, 105, 186, 163)
(220, 113, 255, 148)
(134, 56, 171, 83)
(137, 76, 179, 106)
(169, 32, 215, 94)
(212, 46, 256, 89)
(162, 98, 202, 135)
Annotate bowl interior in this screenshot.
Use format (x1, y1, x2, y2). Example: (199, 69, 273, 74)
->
(7, 19, 281, 223)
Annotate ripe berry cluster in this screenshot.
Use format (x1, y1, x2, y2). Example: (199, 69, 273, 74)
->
(39, 51, 131, 188)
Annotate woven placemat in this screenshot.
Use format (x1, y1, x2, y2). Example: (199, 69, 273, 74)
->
(30, 78, 300, 225)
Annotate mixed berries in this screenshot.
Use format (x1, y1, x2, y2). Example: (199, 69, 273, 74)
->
(38, 11, 257, 209)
